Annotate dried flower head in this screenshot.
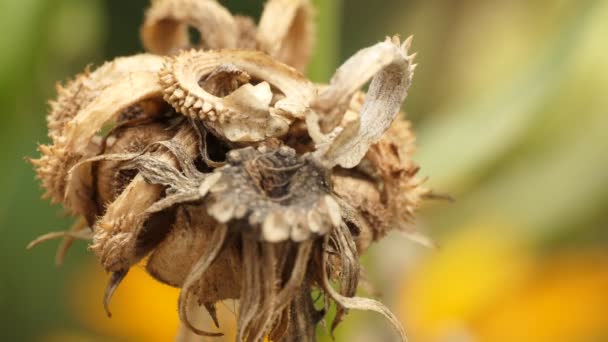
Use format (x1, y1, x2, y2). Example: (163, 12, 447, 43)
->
(29, 0, 431, 341)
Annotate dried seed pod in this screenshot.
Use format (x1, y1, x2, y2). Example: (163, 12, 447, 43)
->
(365, 117, 430, 227)
(29, 1, 434, 341)
(146, 205, 240, 292)
(123, 136, 415, 339)
(331, 170, 386, 252)
(211, 146, 341, 242)
(90, 125, 199, 273)
(95, 120, 176, 208)
(136, 144, 340, 242)
(159, 49, 315, 142)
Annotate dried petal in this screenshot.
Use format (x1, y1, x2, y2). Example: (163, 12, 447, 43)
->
(313, 36, 416, 168)
(321, 235, 408, 341)
(33, 55, 165, 217)
(177, 223, 228, 337)
(47, 54, 164, 139)
(141, 0, 237, 54)
(257, 0, 315, 71)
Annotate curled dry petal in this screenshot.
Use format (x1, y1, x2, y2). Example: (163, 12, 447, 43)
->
(177, 223, 228, 337)
(141, 0, 237, 54)
(33, 54, 165, 215)
(159, 49, 315, 142)
(63, 71, 162, 155)
(256, 0, 315, 72)
(321, 235, 408, 342)
(90, 175, 165, 272)
(47, 54, 164, 139)
(331, 117, 431, 249)
(62, 72, 164, 216)
(313, 36, 416, 169)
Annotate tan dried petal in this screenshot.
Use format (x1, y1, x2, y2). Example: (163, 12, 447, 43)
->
(90, 175, 164, 271)
(140, 0, 237, 55)
(34, 56, 165, 216)
(256, 0, 315, 72)
(321, 235, 408, 342)
(177, 222, 230, 337)
(234, 15, 258, 50)
(63, 71, 164, 216)
(47, 54, 164, 138)
(159, 49, 315, 142)
(313, 36, 416, 168)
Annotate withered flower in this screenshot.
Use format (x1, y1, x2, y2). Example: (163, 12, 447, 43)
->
(29, 0, 429, 341)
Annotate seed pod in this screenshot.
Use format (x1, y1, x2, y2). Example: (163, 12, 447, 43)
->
(29, 1, 434, 341)
(95, 119, 175, 208)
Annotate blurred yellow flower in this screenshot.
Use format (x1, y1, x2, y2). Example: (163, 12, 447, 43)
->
(477, 254, 608, 342)
(62, 261, 237, 341)
(398, 222, 608, 342)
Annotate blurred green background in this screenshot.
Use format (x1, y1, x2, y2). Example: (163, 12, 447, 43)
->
(1, 0, 608, 341)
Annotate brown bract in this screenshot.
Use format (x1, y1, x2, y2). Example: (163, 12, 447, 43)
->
(29, 1, 431, 341)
